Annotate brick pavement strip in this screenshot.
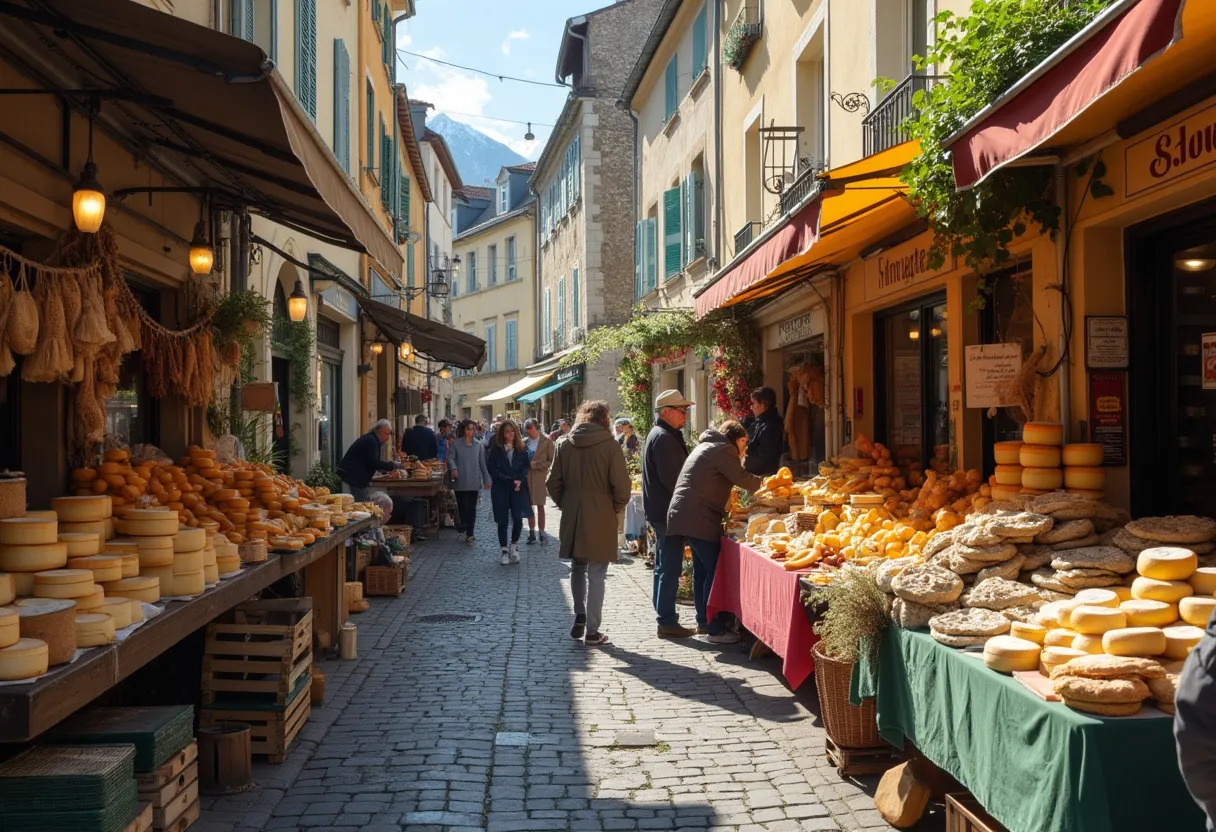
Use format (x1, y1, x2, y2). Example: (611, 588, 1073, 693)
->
(196, 500, 918, 832)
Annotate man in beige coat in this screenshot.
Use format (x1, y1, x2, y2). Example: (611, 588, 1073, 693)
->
(523, 418, 555, 545)
(547, 400, 631, 646)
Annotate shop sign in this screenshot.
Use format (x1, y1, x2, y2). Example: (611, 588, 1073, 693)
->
(555, 364, 584, 383)
(1125, 101, 1216, 198)
(1202, 333, 1216, 390)
(776, 312, 817, 347)
(319, 285, 358, 322)
(1085, 316, 1128, 369)
(1088, 371, 1126, 466)
(964, 343, 1022, 408)
(863, 236, 952, 303)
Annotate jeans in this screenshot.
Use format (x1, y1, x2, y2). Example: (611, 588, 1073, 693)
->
(686, 536, 733, 636)
(571, 559, 609, 636)
(498, 516, 523, 547)
(651, 521, 684, 627)
(454, 491, 480, 537)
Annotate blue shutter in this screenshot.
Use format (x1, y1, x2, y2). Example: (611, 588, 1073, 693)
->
(683, 173, 695, 266)
(366, 82, 374, 175)
(645, 218, 658, 292)
(691, 170, 705, 260)
(294, 0, 316, 119)
(232, 0, 254, 40)
(572, 135, 580, 200)
(399, 170, 411, 235)
(543, 290, 552, 349)
(332, 39, 350, 173)
(692, 5, 708, 77)
(634, 221, 643, 299)
(506, 320, 517, 370)
(663, 185, 683, 278)
(665, 55, 678, 121)
(485, 324, 496, 372)
(572, 267, 580, 327)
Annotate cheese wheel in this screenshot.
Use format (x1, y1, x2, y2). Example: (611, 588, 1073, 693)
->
(120, 553, 138, 578)
(216, 554, 241, 575)
(1069, 605, 1127, 635)
(0, 638, 48, 680)
(1180, 596, 1216, 627)
(993, 441, 1023, 465)
(0, 518, 57, 546)
(1138, 547, 1198, 581)
(990, 485, 1021, 503)
(58, 533, 100, 557)
(16, 598, 77, 665)
(173, 527, 207, 553)
(58, 520, 112, 541)
(1044, 628, 1079, 648)
(103, 539, 141, 554)
(983, 636, 1041, 673)
(75, 613, 115, 647)
(0, 573, 13, 606)
(137, 545, 174, 568)
(103, 576, 160, 604)
(0, 543, 68, 573)
(128, 598, 144, 623)
(1132, 576, 1194, 604)
(117, 514, 180, 537)
(1063, 466, 1106, 491)
(33, 577, 95, 599)
(1055, 601, 1083, 629)
(1102, 627, 1167, 657)
(211, 488, 239, 502)
(67, 555, 123, 583)
(1111, 586, 1134, 603)
(993, 465, 1023, 486)
(12, 572, 33, 597)
(51, 495, 112, 523)
(1190, 567, 1216, 595)
(164, 569, 205, 597)
(1021, 467, 1064, 491)
(203, 563, 219, 585)
(173, 549, 204, 574)
(23, 511, 57, 520)
(1022, 422, 1064, 446)
(1040, 646, 1087, 675)
(1120, 599, 1178, 627)
(1062, 444, 1104, 467)
(1071, 634, 1106, 655)
(1010, 620, 1047, 644)
(97, 597, 132, 629)
(1036, 601, 1071, 629)
(202, 546, 217, 568)
(1019, 444, 1062, 469)
(0, 607, 18, 648)
(1162, 625, 1205, 660)
(1073, 588, 1120, 609)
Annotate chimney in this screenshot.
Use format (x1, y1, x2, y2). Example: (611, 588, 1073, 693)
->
(408, 99, 432, 141)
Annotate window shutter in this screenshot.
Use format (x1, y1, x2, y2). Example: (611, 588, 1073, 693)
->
(332, 40, 350, 173)
(406, 242, 415, 287)
(572, 268, 580, 327)
(571, 135, 580, 200)
(692, 169, 706, 259)
(634, 221, 643, 299)
(557, 278, 566, 338)
(645, 218, 658, 293)
(400, 172, 410, 228)
(663, 185, 683, 279)
(683, 173, 694, 267)
(665, 56, 677, 121)
(295, 0, 317, 119)
(232, 0, 254, 40)
(366, 82, 374, 174)
(383, 10, 393, 76)
(506, 320, 517, 370)
(692, 5, 708, 76)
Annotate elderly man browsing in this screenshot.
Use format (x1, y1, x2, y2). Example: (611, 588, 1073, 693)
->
(338, 419, 402, 520)
(642, 389, 696, 638)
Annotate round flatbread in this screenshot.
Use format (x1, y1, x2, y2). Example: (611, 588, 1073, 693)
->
(962, 577, 1041, 611)
(976, 554, 1026, 583)
(1050, 654, 1166, 680)
(929, 631, 994, 648)
(876, 556, 918, 593)
(1030, 569, 1078, 595)
(1036, 518, 1095, 545)
(976, 500, 1022, 516)
(1148, 673, 1179, 705)
(1031, 492, 1099, 519)
(1050, 533, 1105, 552)
(1061, 697, 1143, 716)
(1000, 605, 1042, 624)
(923, 530, 957, 559)
(891, 564, 964, 605)
(891, 596, 957, 630)
(929, 607, 1011, 637)
(986, 511, 1054, 539)
(954, 523, 1004, 548)
(944, 549, 987, 575)
(1036, 588, 1075, 603)
(955, 542, 1019, 564)
(1051, 674, 1150, 704)
(1125, 516, 1216, 545)
(1017, 544, 1058, 572)
(1050, 546, 1137, 574)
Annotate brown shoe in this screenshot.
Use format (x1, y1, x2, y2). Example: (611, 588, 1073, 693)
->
(696, 625, 709, 635)
(658, 624, 697, 638)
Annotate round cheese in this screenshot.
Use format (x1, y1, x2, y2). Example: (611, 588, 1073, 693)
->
(1040, 646, 1087, 675)
(32, 571, 96, 600)
(103, 576, 160, 604)
(993, 465, 1023, 486)
(1132, 576, 1194, 604)
(1055, 601, 1083, 629)
(1069, 605, 1127, 635)
(1019, 444, 1062, 469)
(1044, 628, 1080, 648)
(1073, 588, 1120, 609)
(173, 549, 204, 574)
(1022, 422, 1064, 446)
(1102, 627, 1167, 657)
(120, 554, 138, 578)
(1190, 567, 1216, 595)
(58, 533, 100, 557)
(1062, 444, 1104, 467)
(16, 598, 77, 665)
(1120, 599, 1178, 628)
(0, 518, 57, 546)
(23, 510, 57, 520)
(1037, 601, 1072, 629)
(164, 569, 205, 597)
(202, 546, 217, 568)
(58, 520, 112, 541)
(74, 585, 105, 611)
(1071, 634, 1106, 655)
(1110, 586, 1134, 603)
(97, 597, 132, 629)
(67, 555, 123, 583)
(203, 563, 219, 585)
(173, 527, 206, 554)
(1010, 620, 1047, 644)
(137, 546, 174, 568)
(994, 442, 1023, 465)
(1138, 547, 1198, 581)
(0, 607, 18, 648)
(1162, 625, 1204, 660)
(1021, 467, 1064, 491)
(128, 599, 143, 623)
(216, 554, 241, 575)
(0, 543, 68, 573)
(116, 514, 180, 537)
(1180, 596, 1216, 627)
(12, 572, 33, 597)
(990, 485, 1021, 503)
(983, 636, 1041, 673)
(51, 496, 111, 523)
(75, 613, 115, 647)
(0, 638, 48, 680)
(0, 573, 13, 606)
(1063, 466, 1106, 491)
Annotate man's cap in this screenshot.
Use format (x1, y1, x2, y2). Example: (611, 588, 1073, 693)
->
(654, 389, 694, 409)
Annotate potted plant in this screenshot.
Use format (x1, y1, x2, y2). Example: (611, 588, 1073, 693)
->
(210, 290, 272, 369)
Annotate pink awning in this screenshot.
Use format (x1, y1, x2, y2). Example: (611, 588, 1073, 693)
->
(950, 0, 1184, 190)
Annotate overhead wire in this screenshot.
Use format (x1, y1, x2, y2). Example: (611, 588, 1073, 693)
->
(397, 49, 566, 88)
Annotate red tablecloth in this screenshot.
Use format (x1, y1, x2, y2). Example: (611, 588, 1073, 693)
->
(707, 538, 818, 689)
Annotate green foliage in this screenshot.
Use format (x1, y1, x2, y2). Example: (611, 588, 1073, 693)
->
(900, 0, 1113, 287)
(722, 22, 759, 72)
(211, 290, 272, 355)
(804, 568, 889, 663)
(305, 460, 343, 493)
(271, 319, 317, 412)
(229, 409, 286, 469)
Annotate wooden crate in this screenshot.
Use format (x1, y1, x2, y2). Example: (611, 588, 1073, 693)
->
(203, 599, 313, 706)
(200, 683, 311, 764)
(824, 735, 902, 776)
(946, 793, 1008, 832)
(156, 799, 199, 832)
(363, 561, 407, 596)
(137, 742, 198, 794)
(153, 776, 198, 831)
(122, 803, 153, 832)
(202, 644, 312, 706)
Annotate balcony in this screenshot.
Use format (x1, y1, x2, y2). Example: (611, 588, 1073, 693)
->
(862, 73, 944, 157)
(723, 5, 762, 72)
(734, 221, 761, 253)
(779, 166, 823, 216)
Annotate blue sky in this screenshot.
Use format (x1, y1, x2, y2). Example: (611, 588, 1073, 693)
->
(397, 0, 612, 160)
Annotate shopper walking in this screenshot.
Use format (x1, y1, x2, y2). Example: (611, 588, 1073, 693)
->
(667, 421, 763, 642)
(642, 390, 695, 638)
(523, 419, 555, 544)
(617, 418, 641, 459)
(547, 400, 631, 647)
(744, 387, 784, 477)
(487, 419, 532, 565)
(1174, 608, 1216, 827)
(448, 419, 491, 545)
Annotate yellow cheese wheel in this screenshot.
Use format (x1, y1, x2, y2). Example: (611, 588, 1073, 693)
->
(1036, 601, 1071, 629)
(1071, 634, 1106, 654)
(74, 585, 105, 611)
(990, 484, 1021, 503)
(0, 607, 18, 648)
(216, 554, 241, 575)
(1040, 646, 1087, 675)
(23, 511, 56, 520)
(173, 527, 207, 554)
(32, 573, 95, 600)
(1070, 605, 1128, 635)
(1111, 586, 1134, 603)
(97, 597, 132, 629)
(993, 465, 1023, 486)
(32, 568, 93, 586)
(1022, 422, 1064, 446)
(0, 573, 13, 606)
(1190, 567, 1216, 595)
(1102, 627, 1167, 657)
(75, 613, 115, 647)
(172, 549, 204, 574)
(1010, 620, 1048, 644)
(51, 495, 112, 523)
(137, 546, 174, 568)
(58, 520, 112, 541)
(128, 598, 144, 623)
(1179, 596, 1216, 627)
(116, 514, 180, 537)
(1120, 599, 1178, 627)
(164, 569, 205, 597)
(1132, 576, 1194, 604)
(1019, 444, 1062, 469)
(0, 543, 68, 573)
(120, 554, 138, 578)
(1045, 628, 1080, 648)
(1162, 625, 1204, 660)
(67, 555, 123, 583)
(1138, 547, 1198, 581)
(983, 636, 1041, 673)
(993, 441, 1024, 465)
(58, 533, 100, 557)
(1063, 466, 1106, 491)
(1021, 467, 1064, 491)
(103, 576, 160, 603)
(0, 638, 48, 680)
(1073, 588, 1120, 609)
(203, 563, 219, 585)
(12, 572, 33, 597)
(0, 518, 57, 546)
(1062, 444, 1104, 467)
(202, 546, 217, 568)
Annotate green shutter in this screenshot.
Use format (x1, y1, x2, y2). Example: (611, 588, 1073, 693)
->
(663, 185, 682, 279)
(383, 9, 393, 76)
(665, 56, 677, 121)
(294, 0, 316, 119)
(332, 39, 350, 173)
(572, 267, 580, 327)
(406, 243, 415, 287)
(399, 171, 411, 231)
(692, 5, 708, 76)
(634, 220, 643, 299)
(232, 0, 254, 40)
(692, 170, 705, 260)
(645, 218, 658, 292)
(366, 82, 374, 175)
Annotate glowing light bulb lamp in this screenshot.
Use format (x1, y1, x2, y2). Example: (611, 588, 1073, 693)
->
(287, 279, 308, 322)
(72, 161, 106, 233)
(188, 220, 214, 274)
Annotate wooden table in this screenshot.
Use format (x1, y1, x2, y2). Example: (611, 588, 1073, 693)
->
(0, 517, 374, 743)
(372, 477, 447, 535)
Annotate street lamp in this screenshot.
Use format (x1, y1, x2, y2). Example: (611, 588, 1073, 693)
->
(369, 341, 384, 357)
(188, 219, 213, 275)
(72, 102, 105, 233)
(399, 335, 414, 362)
(288, 279, 308, 322)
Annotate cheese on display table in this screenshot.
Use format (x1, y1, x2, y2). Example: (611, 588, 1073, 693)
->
(1179, 596, 1216, 627)
(1071, 634, 1106, 654)
(216, 554, 240, 575)
(1062, 443, 1103, 466)
(102, 576, 159, 603)
(0, 637, 48, 680)
(16, 598, 77, 665)
(1073, 588, 1120, 608)
(1120, 599, 1178, 628)
(1010, 621, 1047, 644)
(11, 572, 33, 597)
(173, 527, 206, 553)
(163, 569, 204, 597)
(75, 612, 115, 647)
(66, 554, 123, 583)
(1040, 646, 1086, 675)
(1019, 444, 1062, 469)
(1022, 467, 1064, 491)
(32, 569, 95, 599)
(1063, 466, 1106, 491)
(74, 585, 105, 611)
(982, 636, 1041, 673)
(0, 606, 17, 648)
(1045, 628, 1080, 647)
(116, 510, 179, 537)
(994, 465, 1023, 486)
(1022, 422, 1064, 445)
(1069, 606, 1128, 635)
(128, 598, 143, 623)
(0, 542, 68, 573)
(993, 442, 1023, 465)
(51, 495, 112, 523)
(0, 517, 57, 546)
(1162, 625, 1204, 660)
(0, 573, 13, 606)
(120, 553, 138, 577)
(58, 533, 100, 557)
(1137, 547, 1198, 581)
(97, 596, 132, 629)
(1190, 567, 1216, 595)
(57, 520, 112, 541)
(1131, 576, 1194, 604)
(172, 548, 204, 574)
(1102, 627, 1168, 657)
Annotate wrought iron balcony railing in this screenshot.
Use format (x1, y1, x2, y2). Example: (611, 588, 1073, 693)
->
(734, 221, 761, 253)
(779, 166, 823, 216)
(862, 73, 944, 157)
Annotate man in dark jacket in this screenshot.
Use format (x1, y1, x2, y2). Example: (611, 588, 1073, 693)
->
(401, 414, 439, 459)
(642, 390, 695, 638)
(1175, 606, 1216, 828)
(338, 419, 402, 520)
(744, 387, 784, 477)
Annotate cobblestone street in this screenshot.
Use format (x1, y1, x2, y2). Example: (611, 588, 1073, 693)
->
(198, 502, 928, 832)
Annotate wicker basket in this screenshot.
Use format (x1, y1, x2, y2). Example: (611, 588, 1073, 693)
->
(364, 561, 407, 596)
(238, 541, 268, 563)
(0, 477, 26, 520)
(383, 525, 412, 546)
(812, 641, 883, 749)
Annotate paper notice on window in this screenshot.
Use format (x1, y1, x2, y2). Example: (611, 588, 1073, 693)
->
(1202, 333, 1216, 390)
(965, 344, 1023, 409)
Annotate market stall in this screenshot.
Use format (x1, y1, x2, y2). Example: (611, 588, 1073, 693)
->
(373, 471, 448, 535)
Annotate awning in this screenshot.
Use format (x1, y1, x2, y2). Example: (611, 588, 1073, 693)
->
(477, 373, 554, 404)
(948, 0, 1198, 190)
(0, 0, 403, 275)
(694, 141, 917, 317)
(519, 375, 579, 405)
(356, 295, 487, 370)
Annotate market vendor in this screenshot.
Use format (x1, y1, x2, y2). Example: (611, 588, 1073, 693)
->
(338, 419, 402, 519)
(401, 414, 439, 459)
(743, 387, 784, 477)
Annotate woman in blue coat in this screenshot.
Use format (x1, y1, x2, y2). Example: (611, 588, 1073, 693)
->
(487, 419, 533, 566)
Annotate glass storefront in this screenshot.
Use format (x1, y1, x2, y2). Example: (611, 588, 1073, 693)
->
(875, 293, 948, 477)
(980, 260, 1035, 476)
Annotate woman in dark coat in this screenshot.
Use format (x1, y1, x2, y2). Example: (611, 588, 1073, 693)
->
(487, 419, 533, 566)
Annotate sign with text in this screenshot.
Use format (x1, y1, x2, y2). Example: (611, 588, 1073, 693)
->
(1202, 333, 1216, 390)
(555, 363, 584, 383)
(1125, 100, 1216, 198)
(776, 312, 817, 347)
(1089, 371, 1126, 466)
(1085, 316, 1129, 369)
(863, 235, 953, 303)
(964, 343, 1022, 408)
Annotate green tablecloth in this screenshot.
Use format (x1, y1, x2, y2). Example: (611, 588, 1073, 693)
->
(850, 626, 1204, 832)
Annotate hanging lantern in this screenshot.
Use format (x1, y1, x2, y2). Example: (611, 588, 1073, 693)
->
(524, 122, 535, 142)
(288, 279, 308, 322)
(188, 220, 214, 274)
(439, 367, 452, 380)
(72, 161, 105, 234)
(369, 341, 384, 357)
(398, 336, 414, 362)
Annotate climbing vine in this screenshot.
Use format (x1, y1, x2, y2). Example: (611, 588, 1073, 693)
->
(271, 319, 317, 413)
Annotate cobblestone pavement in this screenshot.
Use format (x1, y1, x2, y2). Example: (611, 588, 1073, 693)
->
(199, 500, 942, 832)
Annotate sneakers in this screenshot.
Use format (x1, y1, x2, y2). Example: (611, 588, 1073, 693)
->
(509, 543, 520, 563)
(708, 631, 741, 644)
(538, 531, 547, 544)
(526, 531, 537, 545)
(570, 614, 587, 640)
(500, 548, 510, 566)
(584, 632, 610, 647)
(657, 624, 698, 639)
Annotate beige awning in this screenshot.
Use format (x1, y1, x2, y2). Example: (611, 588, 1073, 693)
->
(477, 373, 554, 404)
(0, 0, 403, 276)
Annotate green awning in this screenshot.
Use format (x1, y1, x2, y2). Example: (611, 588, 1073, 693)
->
(518, 374, 578, 404)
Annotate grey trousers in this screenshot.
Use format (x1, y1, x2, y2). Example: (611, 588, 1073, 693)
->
(570, 560, 609, 636)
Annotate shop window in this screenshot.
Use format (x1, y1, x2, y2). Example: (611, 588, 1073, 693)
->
(106, 282, 159, 449)
(875, 293, 948, 478)
(0, 359, 19, 471)
(979, 260, 1035, 476)
(783, 336, 826, 476)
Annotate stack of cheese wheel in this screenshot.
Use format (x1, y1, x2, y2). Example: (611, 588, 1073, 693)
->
(116, 507, 179, 538)
(1062, 443, 1106, 498)
(52, 495, 115, 544)
(990, 441, 1024, 502)
(75, 612, 115, 647)
(0, 636, 48, 680)
(103, 575, 160, 604)
(16, 598, 76, 664)
(0, 517, 66, 597)
(983, 635, 1042, 673)
(58, 532, 100, 558)
(0, 606, 17, 647)
(0, 573, 13, 606)
(142, 527, 206, 598)
(1018, 423, 1064, 495)
(1098, 546, 1205, 660)
(97, 596, 133, 630)
(67, 554, 123, 584)
(200, 538, 219, 585)
(33, 569, 96, 601)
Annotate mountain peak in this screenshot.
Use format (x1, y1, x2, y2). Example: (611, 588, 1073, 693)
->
(428, 114, 530, 188)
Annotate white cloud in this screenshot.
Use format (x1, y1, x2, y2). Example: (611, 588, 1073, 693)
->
(500, 29, 530, 57)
